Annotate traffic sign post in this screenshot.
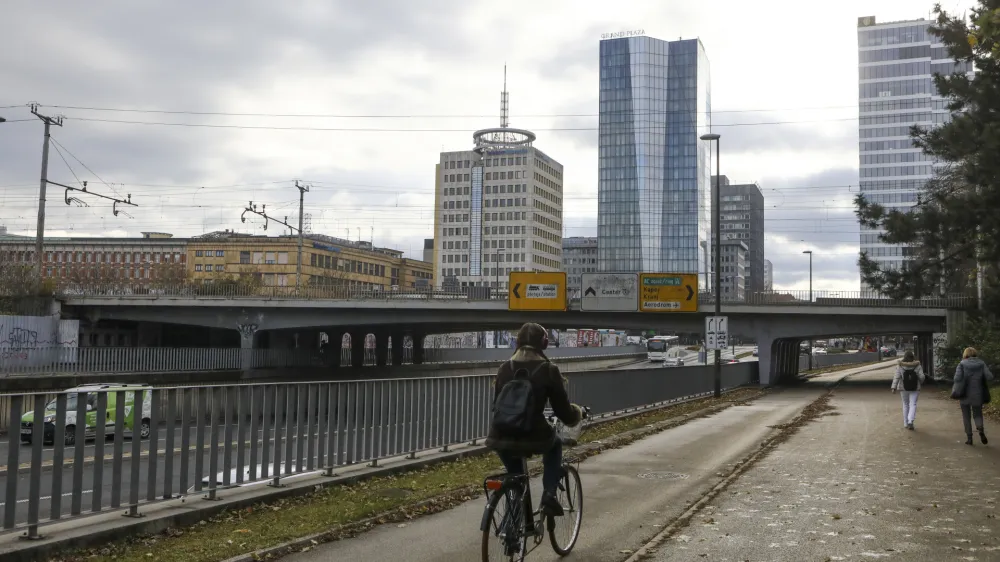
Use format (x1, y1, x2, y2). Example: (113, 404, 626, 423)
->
(638, 273, 698, 312)
(705, 316, 729, 350)
(581, 273, 638, 311)
(507, 272, 567, 311)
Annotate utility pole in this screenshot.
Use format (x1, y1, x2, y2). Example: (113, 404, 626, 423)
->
(31, 105, 63, 290)
(294, 181, 310, 292)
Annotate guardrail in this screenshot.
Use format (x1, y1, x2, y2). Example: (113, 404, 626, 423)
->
(16, 284, 976, 308)
(695, 291, 975, 309)
(0, 363, 758, 538)
(51, 283, 507, 301)
(0, 345, 642, 378)
(0, 346, 413, 377)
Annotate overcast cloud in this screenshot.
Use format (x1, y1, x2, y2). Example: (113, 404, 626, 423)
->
(0, 0, 975, 291)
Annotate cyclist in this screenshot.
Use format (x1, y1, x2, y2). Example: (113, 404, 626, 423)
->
(485, 322, 584, 516)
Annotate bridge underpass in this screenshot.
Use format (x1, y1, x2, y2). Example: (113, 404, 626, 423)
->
(59, 298, 963, 384)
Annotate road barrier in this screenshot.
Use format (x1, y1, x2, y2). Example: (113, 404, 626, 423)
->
(0, 362, 758, 538)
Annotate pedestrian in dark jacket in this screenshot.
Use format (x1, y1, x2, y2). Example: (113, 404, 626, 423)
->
(485, 322, 582, 515)
(953, 347, 994, 445)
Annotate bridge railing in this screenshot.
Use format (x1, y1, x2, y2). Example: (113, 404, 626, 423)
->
(0, 363, 758, 538)
(695, 290, 975, 309)
(52, 282, 507, 301)
(0, 346, 428, 378)
(50, 283, 976, 308)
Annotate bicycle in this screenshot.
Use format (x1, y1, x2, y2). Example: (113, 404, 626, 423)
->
(479, 406, 591, 561)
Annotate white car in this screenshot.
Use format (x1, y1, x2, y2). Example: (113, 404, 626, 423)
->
(187, 462, 317, 494)
(662, 356, 685, 367)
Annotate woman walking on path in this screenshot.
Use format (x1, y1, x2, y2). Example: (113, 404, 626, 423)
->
(891, 351, 925, 430)
(953, 347, 994, 445)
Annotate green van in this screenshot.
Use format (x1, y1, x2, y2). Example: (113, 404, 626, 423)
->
(20, 383, 153, 446)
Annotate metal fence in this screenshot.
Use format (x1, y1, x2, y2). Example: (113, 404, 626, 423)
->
(44, 283, 976, 309)
(0, 346, 421, 377)
(0, 363, 757, 538)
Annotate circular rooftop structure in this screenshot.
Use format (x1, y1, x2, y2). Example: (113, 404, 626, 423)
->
(472, 126, 536, 154)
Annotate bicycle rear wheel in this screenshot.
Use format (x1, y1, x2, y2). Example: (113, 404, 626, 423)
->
(482, 487, 528, 562)
(548, 464, 583, 555)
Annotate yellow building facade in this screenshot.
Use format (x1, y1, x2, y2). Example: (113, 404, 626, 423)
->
(186, 232, 433, 291)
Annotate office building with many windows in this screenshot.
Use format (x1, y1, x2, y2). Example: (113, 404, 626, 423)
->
(713, 175, 765, 294)
(857, 15, 971, 292)
(597, 35, 712, 277)
(433, 81, 564, 290)
(562, 236, 598, 299)
(712, 240, 747, 301)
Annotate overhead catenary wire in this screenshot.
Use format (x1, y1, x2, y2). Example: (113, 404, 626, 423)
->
(18, 102, 864, 119)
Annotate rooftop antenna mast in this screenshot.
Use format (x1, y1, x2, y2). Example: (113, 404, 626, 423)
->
(500, 64, 509, 129)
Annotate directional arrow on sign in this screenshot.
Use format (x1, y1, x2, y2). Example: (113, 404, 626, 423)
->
(513, 283, 521, 299)
(686, 285, 694, 300)
(584, 287, 596, 297)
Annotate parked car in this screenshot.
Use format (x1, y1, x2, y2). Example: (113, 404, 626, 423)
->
(879, 346, 897, 357)
(752, 346, 758, 357)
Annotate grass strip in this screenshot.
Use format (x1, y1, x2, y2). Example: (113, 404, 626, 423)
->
(53, 388, 765, 562)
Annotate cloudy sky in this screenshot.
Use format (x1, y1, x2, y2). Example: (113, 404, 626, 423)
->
(0, 0, 975, 292)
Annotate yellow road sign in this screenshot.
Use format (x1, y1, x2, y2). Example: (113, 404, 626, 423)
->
(508, 272, 567, 311)
(638, 273, 699, 312)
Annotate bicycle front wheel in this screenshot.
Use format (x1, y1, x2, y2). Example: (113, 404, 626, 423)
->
(482, 488, 528, 562)
(548, 464, 583, 555)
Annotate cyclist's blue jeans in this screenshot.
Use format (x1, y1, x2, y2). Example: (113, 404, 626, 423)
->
(496, 440, 563, 495)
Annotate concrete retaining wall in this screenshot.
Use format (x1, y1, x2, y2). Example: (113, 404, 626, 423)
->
(799, 351, 881, 371)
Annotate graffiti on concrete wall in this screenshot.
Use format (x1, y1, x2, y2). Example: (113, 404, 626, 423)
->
(0, 315, 80, 366)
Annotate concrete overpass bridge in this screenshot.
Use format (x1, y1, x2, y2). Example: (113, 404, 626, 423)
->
(56, 290, 972, 385)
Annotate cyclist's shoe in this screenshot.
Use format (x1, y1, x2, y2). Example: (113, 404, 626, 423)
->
(540, 490, 564, 516)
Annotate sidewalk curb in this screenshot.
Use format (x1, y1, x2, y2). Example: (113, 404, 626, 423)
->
(0, 387, 764, 562)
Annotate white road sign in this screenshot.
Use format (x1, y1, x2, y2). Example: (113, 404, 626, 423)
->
(525, 284, 558, 299)
(581, 273, 638, 311)
(705, 315, 729, 350)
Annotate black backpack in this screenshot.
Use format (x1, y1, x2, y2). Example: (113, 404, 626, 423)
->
(902, 366, 919, 391)
(492, 360, 544, 436)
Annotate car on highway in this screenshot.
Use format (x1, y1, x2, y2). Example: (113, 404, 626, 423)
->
(661, 347, 685, 367)
(879, 346, 897, 357)
(20, 383, 153, 446)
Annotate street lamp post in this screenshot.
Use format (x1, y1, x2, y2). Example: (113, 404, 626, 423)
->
(803, 250, 813, 370)
(700, 133, 722, 398)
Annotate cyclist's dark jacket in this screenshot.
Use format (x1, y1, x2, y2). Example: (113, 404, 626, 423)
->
(485, 356, 581, 455)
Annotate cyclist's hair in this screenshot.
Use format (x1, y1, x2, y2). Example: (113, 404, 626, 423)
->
(903, 350, 915, 362)
(515, 322, 549, 360)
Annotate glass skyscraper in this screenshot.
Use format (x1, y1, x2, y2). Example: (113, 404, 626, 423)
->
(857, 16, 971, 293)
(597, 36, 711, 277)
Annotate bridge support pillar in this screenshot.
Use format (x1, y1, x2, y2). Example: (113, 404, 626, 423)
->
(350, 332, 367, 368)
(916, 332, 934, 379)
(411, 333, 426, 365)
(237, 323, 259, 373)
(375, 332, 389, 367)
(390, 331, 405, 366)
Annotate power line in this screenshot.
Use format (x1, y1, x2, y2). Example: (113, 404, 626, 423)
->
(25, 103, 861, 119)
(59, 115, 859, 132)
(49, 137, 124, 199)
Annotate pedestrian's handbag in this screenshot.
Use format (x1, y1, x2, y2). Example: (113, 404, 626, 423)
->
(983, 375, 992, 405)
(951, 364, 968, 400)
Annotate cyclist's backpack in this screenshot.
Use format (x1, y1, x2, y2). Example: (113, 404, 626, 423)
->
(492, 360, 544, 436)
(902, 366, 919, 391)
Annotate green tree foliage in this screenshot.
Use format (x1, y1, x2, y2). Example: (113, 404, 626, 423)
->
(855, 2, 1000, 310)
